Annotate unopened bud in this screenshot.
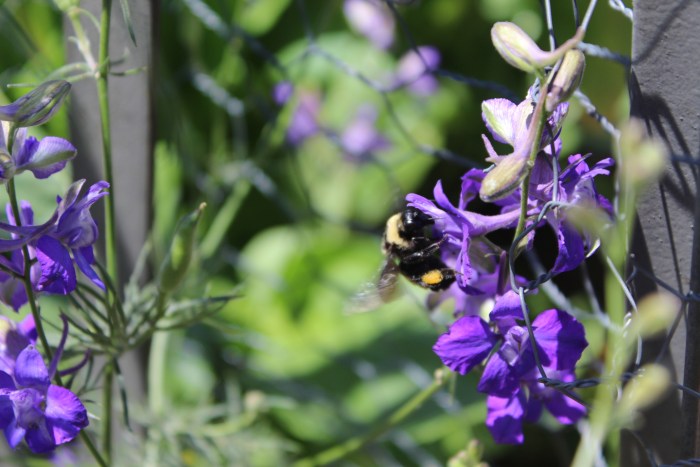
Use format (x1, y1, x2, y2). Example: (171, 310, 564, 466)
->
(0, 81, 71, 127)
(158, 203, 206, 294)
(617, 364, 670, 424)
(619, 119, 668, 190)
(492, 22, 584, 74)
(546, 49, 585, 112)
(479, 154, 529, 202)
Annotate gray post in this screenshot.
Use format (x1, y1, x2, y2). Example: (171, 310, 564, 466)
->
(626, 0, 700, 464)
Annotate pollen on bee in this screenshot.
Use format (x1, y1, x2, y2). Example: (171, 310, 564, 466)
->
(421, 270, 443, 285)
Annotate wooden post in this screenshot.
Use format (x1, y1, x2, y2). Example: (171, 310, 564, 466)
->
(626, 0, 700, 463)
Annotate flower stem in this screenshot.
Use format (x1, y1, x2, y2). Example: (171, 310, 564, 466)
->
(96, 0, 117, 463)
(512, 84, 549, 252)
(293, 369, 451, 466)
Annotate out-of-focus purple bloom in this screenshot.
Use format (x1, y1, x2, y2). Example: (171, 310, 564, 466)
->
(340, 104, 391, 162)
(344, 0, 395, 50)
(0, 315, 36, 376)
(0, 122, 76, 183)
(286, 92, 321, 146)
(35, 180, 109, 294)
(0, 203, 41, 311)
(0, 81, 71, 128)
(272, 81, 294, 106)
(433, 291, 587, 443)
(394, 46, 441, 96)
(0, 319, 88, 453)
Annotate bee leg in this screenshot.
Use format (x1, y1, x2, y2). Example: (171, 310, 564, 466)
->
(401, 237, 448, 264)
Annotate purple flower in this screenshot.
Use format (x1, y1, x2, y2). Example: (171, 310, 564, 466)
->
(344, 0, 395, 50)
(433, 291, 587, 443)
(35, 180, 109, 294)
(272, 81, 294, 106)
(286, 92, 321, 146)
(0, 122, 76, 182)
(0, 319, 88, 453)
(394, 46, 441, 96)
(0, 315, 36, 376)
(340, 104, 390, 162)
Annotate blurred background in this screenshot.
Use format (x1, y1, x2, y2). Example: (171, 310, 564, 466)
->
(0, 0, 630, 464)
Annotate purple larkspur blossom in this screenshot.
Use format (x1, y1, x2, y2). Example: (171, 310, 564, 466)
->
(0, 121, 76, 182)
(394, 46, 441, 96)
(0, 315, 36, 376)
(433, 291, 587, 443)
(35, 180, 109, 294)
(0, 318, 88, 453)
(344, 0, 395, 50)
(286, 92, 321, 146)
(340, 104, 390, 162)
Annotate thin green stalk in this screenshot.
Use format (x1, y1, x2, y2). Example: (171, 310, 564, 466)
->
(294, 369, 451, 466)
(145, 329, 170, 466)
(102, 360, 113, 462)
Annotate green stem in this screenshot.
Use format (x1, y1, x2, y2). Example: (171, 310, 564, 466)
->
(102, 362, 113, 463)
(96, 0, 119, 300)
(145, 329, 170, 465)
(294, 369, 451, 466)
(512, 84, 549, 250)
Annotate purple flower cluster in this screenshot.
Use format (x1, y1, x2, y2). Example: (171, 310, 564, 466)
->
(0, 81, 101, 453)
(406, 88, 612, 443)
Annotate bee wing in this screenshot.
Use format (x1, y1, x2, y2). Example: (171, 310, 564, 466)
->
(345, 260, 401, 314)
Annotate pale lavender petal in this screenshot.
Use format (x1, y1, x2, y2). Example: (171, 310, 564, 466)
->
(272, 81, 293, 106)
(44, 385, 88, 446)
(21, 136, 76, 179)
(481, 98, 517, 145)
(395, 46, 441, 96)
(340, 105, 390, 159)
(344, 0, 394, 50)
(5, 422, 26, 449)
(486, 392, 525, 444)
(286, 93, 321, 146)
(433, 316, 497, 375)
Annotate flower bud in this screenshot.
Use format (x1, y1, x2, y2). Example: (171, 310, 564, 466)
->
(158, 202, 206, 294)
(617, 364, 670, 425)
(545, 49, 585, 112)
(619, 119, 668, 190)
(479, 154, 529, 202)
(491, 22, 584, 74)
(0, 81, 71, 127)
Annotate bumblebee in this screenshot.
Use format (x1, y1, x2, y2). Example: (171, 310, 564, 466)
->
(348, 207, 456, 313)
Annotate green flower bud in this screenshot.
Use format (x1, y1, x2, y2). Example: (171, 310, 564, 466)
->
(479, 154, 529, 202)
(617, 364, 670, 426)
(619, 119, 668, 190)
(545, 49, 586, 112)
(491, 22, 584, 74)
(0, 80, 71, 127)
(158, 203, 206, 294)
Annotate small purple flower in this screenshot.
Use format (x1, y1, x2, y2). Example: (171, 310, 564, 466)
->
(0, 122, 76, 182)
(394, 46, 441, 96)
(0, 319, 88, 453)
(35, 180, 109, 294)
(340, 104, 390, 162)
(0, 315, 36, 376)
(272, 81, 294, 106)
(344, 0, 395, 50)
(433, 291, 587, 443)
(286, 92, 321, 146)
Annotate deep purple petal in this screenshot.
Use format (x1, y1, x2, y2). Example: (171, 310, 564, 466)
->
(544, 390, 586, 424)
(551, 221, 585, 274)
(73, 246, 104, 290)
(36, 236, 76, 295)
(532, 309, 588, 371)
(24, 420, 55, 453)
(478, 351, 521, 397)
(0, 393, 14, 428)
(272, 81, 293, 106)
(523, 395, 544, 423)
(433, 316, 497, 375)
(486, 392, 526, 444)
(0, 371, 15, 389)
(488, 290, 522, 333)
(44, 385, 88, 446)
(14, 347, 49, 390)
(17, 315, 36, 343)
